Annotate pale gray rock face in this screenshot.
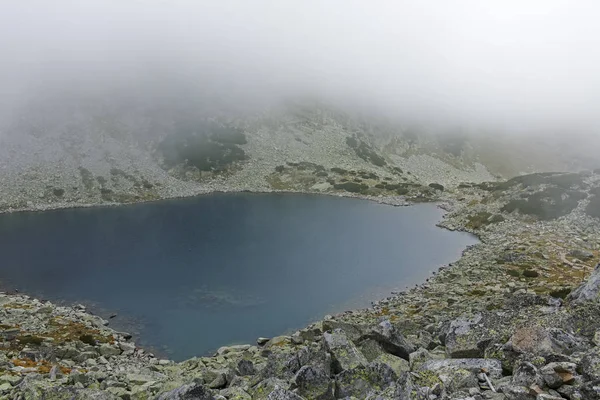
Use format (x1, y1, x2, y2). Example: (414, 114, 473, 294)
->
(362, 320, 416, 360)
(569, 263, 600, 304)
(444, 314, 486, 358)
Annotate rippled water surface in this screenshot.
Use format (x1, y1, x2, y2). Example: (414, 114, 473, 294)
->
(0, 194, 477, 360)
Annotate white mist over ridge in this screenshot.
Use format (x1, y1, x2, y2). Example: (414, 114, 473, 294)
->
(1, 0, 600, 133)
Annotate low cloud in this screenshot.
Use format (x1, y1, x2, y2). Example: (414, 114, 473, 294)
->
(1, 0, 600, 134)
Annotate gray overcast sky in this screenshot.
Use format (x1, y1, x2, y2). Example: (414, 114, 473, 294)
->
(2, 1, 600, 132)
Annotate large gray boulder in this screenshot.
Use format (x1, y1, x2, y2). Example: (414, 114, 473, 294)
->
(506, 326, 584, 357)
(444, 314, 492, 358)
(582, 348, 600, 381)
(539, 362, 577, 389)
(335, 362, 397, 399)
(361, 320, 415, 360)
(570, 263, 600, 304)
(156, 383, 215, 400)
(322, 329, 367, 373)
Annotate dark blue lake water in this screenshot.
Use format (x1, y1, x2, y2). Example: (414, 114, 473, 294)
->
(0, 194, 476, 360)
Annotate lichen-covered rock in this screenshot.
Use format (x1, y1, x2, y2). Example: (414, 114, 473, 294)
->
(292, 365, 334, 400)
(358, 338, 386, 362)
(511, 361, 544, 387)
(408, 348, 432, 370)
(361, 320, 415, 360)
(265, 387, 305, 400)
(156, 383, 216, 400)
(250, 378, 290, 400)
(501, 385, 537, 400)
(582, 348, 600, 381)
(580, 380, 600, 400)
(419, 358, 503, 379)
(539, 362, 577, 389)
(444, 314, 490, 358)
(335, 362, 397, 399)
(322, 329, 367, 373)
(506, 326, 583, 357)
(322, 320, 365, 343)
(373, 353, 410, 378)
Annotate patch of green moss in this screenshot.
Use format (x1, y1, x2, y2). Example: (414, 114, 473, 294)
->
(78, 167, 95, 190)
(52, 188, 65, 197)
(158, 122, 247, 172)
(333, 182, 369, 194)
(549, 287, 572, 299)
(523, 270, 540, 278)
(330, 167, 348, 174)
(17, 335, 44, 346)
(466, 211, 493, 230)
(501, 187, 586, 220)
(79, 334, 97, 346)
(428, 183, 444, 191)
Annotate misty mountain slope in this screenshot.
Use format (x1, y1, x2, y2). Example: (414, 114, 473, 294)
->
(1, 100, 590, 213)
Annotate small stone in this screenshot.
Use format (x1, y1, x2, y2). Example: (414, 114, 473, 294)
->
(291, 333, 303, 345)
(265, 336, 290, 349)
(257, 337, 270, 346)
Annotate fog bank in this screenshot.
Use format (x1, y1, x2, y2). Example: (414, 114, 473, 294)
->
(2, 1, 600, 134)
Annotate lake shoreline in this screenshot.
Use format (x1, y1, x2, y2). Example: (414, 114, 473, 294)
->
(1, 171, 600, 399)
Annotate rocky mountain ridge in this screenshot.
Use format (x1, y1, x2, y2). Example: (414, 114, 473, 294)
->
(3, 101, 596, 215)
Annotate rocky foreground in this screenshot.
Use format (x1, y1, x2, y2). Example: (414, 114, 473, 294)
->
(1, 170, 600, 399)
